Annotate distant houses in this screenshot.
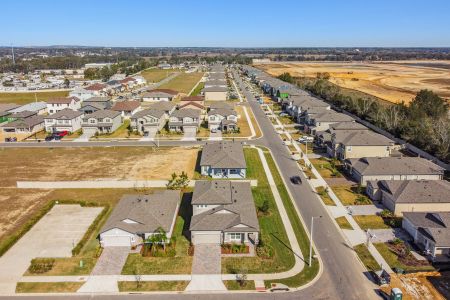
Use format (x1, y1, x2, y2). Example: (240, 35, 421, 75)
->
(142, 89, 178, 102)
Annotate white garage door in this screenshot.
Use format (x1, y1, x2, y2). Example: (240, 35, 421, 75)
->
(101, 236, 131, 247)
(193, 232, 221, 245)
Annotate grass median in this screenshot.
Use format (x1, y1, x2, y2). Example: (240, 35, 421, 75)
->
(16, 282, 84, 293)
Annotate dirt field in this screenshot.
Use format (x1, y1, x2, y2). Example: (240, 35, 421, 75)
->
(0, 90, 69, 105)
(256, 61, 450, 104)
(140, 69, 176, 83)
(381, 272, 447, 300)
(0, 146, 199, 187)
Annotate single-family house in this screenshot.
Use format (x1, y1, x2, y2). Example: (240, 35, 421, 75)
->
(83, 97, 111, 110)
(402, 212, 450, 262)
(9, 101, 47, 115)
(203, 86, 228, 101)
(6, 110, 37, 122)
(69, 87, 96, 101)
(190, 181, 259, 245)
(305, 111, 355, 135)
(111, 101, 141, 119)
(81, 110, 122, 134)
(120, 77, 138, 90)
(333, 130, 394, 160)
(142, 89, 178, 102)
(79, 103, 104, 115)
(367, 180, 450, 215)
(44, 109, 83, 133)
(168, 108, 201, 133)
(130, 109, 166, 135)
(132, 75, 146, 85)
(318, 122, 368, 147)
(200, 141, 246, 178)
(85, 83, 108, 96)
(345, 157, 444, 186)
(207, 107, 238, 132)
(1, 115, 44, 135)
(99, 190, 180, 247)
(47, 96, 81, 114)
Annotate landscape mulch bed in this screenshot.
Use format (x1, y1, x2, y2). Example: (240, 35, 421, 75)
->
(387, 242, 430, 268)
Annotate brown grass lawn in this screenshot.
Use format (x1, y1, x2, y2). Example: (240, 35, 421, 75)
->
(331, 185, 371, 206)
(0, 90, 69, 105)
(16, 282, 84, 293)
(315, 186, 335, 206)
(158, 72, 204, 95)
(222, 105, 250, 138)
(298, 160, 316, 179)
(140, 69, 176, 83)
(224, 280, 256, 290)
(335, 216, 353, 230)
(118, 281, 189, 292)
(0, 146, 199, 187)
(353, 215, 390, 230)
(309, 158, 343, 178)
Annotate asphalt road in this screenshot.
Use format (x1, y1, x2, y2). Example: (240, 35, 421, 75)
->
(0, 70, 380, 300)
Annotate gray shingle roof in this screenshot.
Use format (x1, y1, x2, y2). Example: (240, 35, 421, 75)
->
(200, 141, 246, 169)
(84, 96, 111, 103)
(202, 86, 228, 92)
(190, 181, 259, 232)
(100, 190, 180, 235)
(171, 108, 201, 119)
(347, 157, 444, 176)
(207, 107, 236, 117)
(9, 101, 47, 113)
(0, 103, 20, 112)
(313, 111, 355, 122)
(379, 180, 450, 204)
(2, 115, 43, 129)
(44, 108, 83, 120)
(337, 130, 394, 146)
(330, 122, 368, 131)
(83, 109, 120, 119)
(148, 101, 176, 112)
(131, 109, 165, 119)
(403, 212, 450, 247)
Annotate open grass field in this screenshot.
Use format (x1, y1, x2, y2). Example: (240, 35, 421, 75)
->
(159, 72, 204, 95)
(257, 61, 450, 104)
(139, 68, 176, 83)
(0, 90, 69, 105)
(0, 146, 199, 187)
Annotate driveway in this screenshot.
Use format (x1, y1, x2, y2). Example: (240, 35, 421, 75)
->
(0, 205, 102, 294)
(208, 130, 222, 141)
(181, 127, 197, 141)
(74, 128, 96, 142)
(186, 244, 225, 291)
(370, 228, 411, 243)
(139, 127, 158, 141)
(347, 205, 384, 216)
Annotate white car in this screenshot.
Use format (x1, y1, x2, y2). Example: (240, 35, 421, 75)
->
(279, 113, 288, 117)
(298, 136, 314, 143)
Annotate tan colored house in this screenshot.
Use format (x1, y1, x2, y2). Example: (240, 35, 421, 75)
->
(345, 157, 444, 185)
(333, 130, 394, 160)
(367, 180, 450, 215)
(130, 109, 166, 135)
(203, 86, 228, 101)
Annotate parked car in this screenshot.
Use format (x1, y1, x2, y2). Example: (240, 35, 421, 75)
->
(4, 137, 17, 142)
(290, 176, 302, 184)
(211, 128, 218, 133)
(45, 136, 54, 142)
(372, 269, 391, 285)
(52, 131, 68, 138)
(298, 136, 314, 143)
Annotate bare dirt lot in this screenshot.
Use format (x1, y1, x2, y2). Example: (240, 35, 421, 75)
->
(257, 61, 450, 104)
(0, 146, 199, 187)
(381, 272, 447, 300)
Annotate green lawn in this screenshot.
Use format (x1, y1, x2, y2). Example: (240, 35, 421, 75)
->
(335, 216, 353, 230)
(262, 149, 320, 288)
(0, 90, 69, 105)
(331, 185, 371, 206)
(315, 186, 335, 206)
(224, 280, 255, 290)
(353, 215, 391, 230)
(190, 81, 204, 96)
(159, 72, 204, 95)
(373, 242, 435, 273)
(118, 281, 189, 292)
(121, 211, 192, 275)
(309, 158, 343, 178)
(278, 115, 295, 125)
(298, 160, 316, 179)
(353, 244, 381, 271)
(16, 282, 84, 293)
(140, 68, 176, 83)
(222, 148, 295, 274)
(95, 120, 142, 139)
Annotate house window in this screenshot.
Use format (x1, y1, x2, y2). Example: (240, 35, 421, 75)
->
(229, 169, 239, 175)
(347, 146, 352, 152)
(229, 233, 242, 241)
(197, 205, 208, 208)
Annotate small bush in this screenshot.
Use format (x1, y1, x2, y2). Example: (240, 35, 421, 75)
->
(379, 209, 394, 218)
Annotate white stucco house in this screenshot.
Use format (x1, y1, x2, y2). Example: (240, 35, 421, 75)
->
(44, 108, 83, 133)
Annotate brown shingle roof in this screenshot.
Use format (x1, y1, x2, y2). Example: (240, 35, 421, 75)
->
(111, 101, 140, 112)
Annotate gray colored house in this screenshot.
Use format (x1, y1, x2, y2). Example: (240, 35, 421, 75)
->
(402, 212, 450, 262)
(99, 190, 180, 247)
(345, 157, 444, 185)
(200, 141, 246, 178)
(148, 101, 177, 117)
(190, 181, 259, 245)
(207, 107, 237, 131)
(83, 97, 112, 110)
(79, 103, 104, 115)
(81, 109, 122, 134)
(130, 109, 166, 135)
(168, 108, 201, 132)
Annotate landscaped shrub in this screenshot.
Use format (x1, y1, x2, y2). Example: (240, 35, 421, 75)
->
(379, 209, 394, 218)
(28, 258, 55, 274)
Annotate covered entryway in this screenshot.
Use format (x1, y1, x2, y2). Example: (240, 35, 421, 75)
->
(192, 232, 221, 245)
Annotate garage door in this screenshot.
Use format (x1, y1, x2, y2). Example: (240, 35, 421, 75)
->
(101, 236, 131, 247)
(192, 232, 221, 245)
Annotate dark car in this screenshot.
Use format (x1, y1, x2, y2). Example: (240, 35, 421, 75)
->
(45, 136, 54, 142)
(290, 176, 302, 184)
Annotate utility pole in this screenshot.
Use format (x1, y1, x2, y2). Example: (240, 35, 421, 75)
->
(11, 43, 15, 65)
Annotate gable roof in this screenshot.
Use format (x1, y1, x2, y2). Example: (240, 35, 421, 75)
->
(148, 101, 176, 112)
(200, 141, 246, 169)
(83, 109, 121, 119)
(111, 101, 140, 112)
(180, 96, 204, 102)
(84, 96, 111, 103)
(207, 107, 236, 117)
(100, 190, 180, 235)
(131, 109, 165, 119)
(179, 101, 205, 110)
(0, 103, 20, 112)
(44, 108, 83, 120)
(338, 130, 394, 146)
(148, 89, 178, 96)
(2, 115, 43, 129)
(9, 102, 47, 113)
(171, 108, 201, 119)
(47, 96, 80, 104)
(347, 157, 444, 176)
(379, 180, 450, 204)
(330, 122, 368, 131)
(190, 181, 259, 232)
(403, 212, 450, 247)
(85, 83, 107, 91)
(312, 111, 355, 123)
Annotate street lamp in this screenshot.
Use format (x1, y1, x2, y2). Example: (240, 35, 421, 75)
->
(309, 215, 322, 266)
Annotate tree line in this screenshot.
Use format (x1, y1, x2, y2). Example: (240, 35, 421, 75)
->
(278, 72, 450, 163)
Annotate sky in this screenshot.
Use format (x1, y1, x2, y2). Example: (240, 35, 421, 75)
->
(1, 0, 450, 47)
